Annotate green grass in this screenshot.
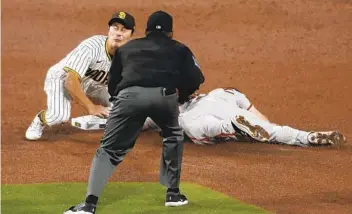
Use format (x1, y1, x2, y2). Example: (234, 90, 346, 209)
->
(2, 182, 270, 214)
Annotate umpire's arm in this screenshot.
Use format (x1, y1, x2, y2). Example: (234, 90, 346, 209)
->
(178, 47, 205, 103)
(108, 50, 123, 97)
(183, 47, 205, 88)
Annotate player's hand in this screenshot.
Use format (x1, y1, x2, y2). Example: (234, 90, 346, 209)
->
(88, 105, 111, 118)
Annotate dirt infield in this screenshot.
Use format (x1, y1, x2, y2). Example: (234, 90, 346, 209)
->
(2, 0, 352, 213)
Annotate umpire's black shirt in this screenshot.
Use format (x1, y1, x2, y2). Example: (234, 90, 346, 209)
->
(108, 31, 205, 101)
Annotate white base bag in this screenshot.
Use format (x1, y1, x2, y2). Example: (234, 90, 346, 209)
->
(71, 115, 107, 130)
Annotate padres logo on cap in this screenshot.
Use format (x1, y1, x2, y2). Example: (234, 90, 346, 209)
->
(119, 12, 126, 19)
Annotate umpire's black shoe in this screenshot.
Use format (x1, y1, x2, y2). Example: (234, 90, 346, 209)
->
(63, 202, 96, 214)
(165, 192, 188, 207)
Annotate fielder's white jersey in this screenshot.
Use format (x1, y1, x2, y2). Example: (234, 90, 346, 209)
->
(39, 35, 112, 127)
(46, 35, 112, 88)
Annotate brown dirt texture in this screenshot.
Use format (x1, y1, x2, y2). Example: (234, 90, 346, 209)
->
(2, 0, 352, 213)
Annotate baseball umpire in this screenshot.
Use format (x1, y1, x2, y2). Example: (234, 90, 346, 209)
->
(64, 10, 205, 214)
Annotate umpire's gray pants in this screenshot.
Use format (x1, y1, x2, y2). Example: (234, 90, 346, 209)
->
(100, 86, 184, 188)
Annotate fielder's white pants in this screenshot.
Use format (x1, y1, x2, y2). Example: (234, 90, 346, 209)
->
(43, 74, 110, 126)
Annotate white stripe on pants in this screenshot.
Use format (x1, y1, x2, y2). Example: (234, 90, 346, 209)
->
(44, 78, 71, 126)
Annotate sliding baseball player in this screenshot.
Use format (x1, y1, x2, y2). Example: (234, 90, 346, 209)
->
(140, 88, 346, 147)
(71, 87, 345, 147)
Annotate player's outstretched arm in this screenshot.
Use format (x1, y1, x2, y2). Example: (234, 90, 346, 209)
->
(249, 105, 270, 122)
(65, 72, 110, 118)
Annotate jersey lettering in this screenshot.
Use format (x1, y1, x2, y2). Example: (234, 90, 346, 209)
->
(85, 68, 108, 85)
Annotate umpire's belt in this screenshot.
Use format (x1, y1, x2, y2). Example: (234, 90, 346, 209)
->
(109, 87, 177, 102)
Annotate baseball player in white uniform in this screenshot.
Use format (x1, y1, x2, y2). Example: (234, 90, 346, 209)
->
(142, 87, 345, 147)
(25, 12, 136, 141)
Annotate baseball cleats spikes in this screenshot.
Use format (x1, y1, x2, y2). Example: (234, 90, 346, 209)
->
(165, 193, 188, 207)
(63, 202, 96, 214)
(232, 115, 270, 142)
(307, 131, 345, 147)
(25, 111, 45, 141)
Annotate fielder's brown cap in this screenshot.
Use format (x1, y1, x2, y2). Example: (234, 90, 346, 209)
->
(108, 11, 136, 32)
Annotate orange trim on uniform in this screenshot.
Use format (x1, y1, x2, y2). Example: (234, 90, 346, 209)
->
(247, 104, 253, 110)
(189, 133, 237, 143)
(63, 66, 81, 81)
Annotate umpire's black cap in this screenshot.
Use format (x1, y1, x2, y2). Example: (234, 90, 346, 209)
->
(108, 12, 136, 32)
(146, 10, 173, 33)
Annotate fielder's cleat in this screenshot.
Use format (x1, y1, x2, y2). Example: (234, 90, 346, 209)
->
(25, 111, 45, 141)
(232, 115, 270, 142)
(63, 202, 96, 214)
(165, 193, 188, 207)
(307, 131, 345, 147)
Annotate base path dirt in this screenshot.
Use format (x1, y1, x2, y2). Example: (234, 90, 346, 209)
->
(2, 0, 352, 213)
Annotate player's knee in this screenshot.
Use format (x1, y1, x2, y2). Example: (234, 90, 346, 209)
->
(44, 110, 71, 126)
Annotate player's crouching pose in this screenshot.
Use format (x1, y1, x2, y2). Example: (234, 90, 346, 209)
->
(143, 88, 346, 147)
(25, 12, 136, 141)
